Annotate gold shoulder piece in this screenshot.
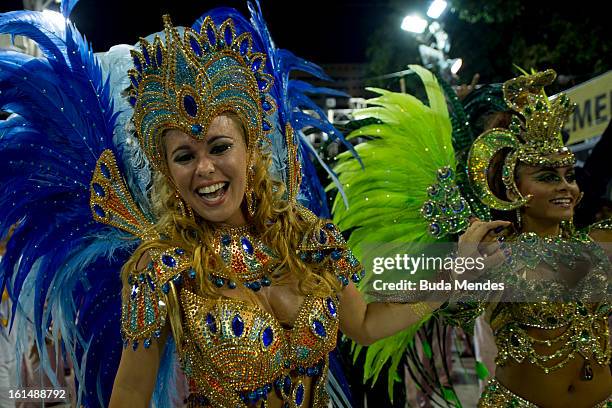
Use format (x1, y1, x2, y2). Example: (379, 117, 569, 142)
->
(90, 149, 158, 241)
(121, 245, 191, 349)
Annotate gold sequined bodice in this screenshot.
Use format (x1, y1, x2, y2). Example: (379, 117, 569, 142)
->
(121, 217, 364, 407)
(180, 288, 339, 406)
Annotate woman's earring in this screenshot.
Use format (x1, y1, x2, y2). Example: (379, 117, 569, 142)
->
(515, 208, 522, 231)
(175, 189, 194, 219)
(245, 164, 257, 218)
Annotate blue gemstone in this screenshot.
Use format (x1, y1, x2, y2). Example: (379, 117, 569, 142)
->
(172, 274, 183, 285)
(352, 273, 360, 283)
(283, 376, 292, 395)
(429, 223, 440, 236)
(318, 229, 327, 244)
(183, 95, 198, 117)
(128, 96, 137, 106)
(132, 55, 142, 73)
(153, 330, 161, 338)
(141, 45, 151, 65)
(228, 280, 237, 289)
(175, 248, 185, 255)
(307, 367, 315, 376)
(92, 183, 105, 198)
(206, 313, 217, 333)
(295, 383, 304, 406)
(330, 250, 341, 261)
(189, 37, 202, 57)
(241, 237, 254, 255)
(161, 283, 170, 294)
(262, 120, 271, 131)
(132, 340, 139, 350)
(129, 75, 139, 89)
(93, 204, 105, 218)
(262, 100, 271, 111)
(258, 78, 268, 91)
(250, 281, 261, 292)
(326, 298, 337, 317)
(130, 285, 138, 299)
(313, 251, 324, 262)
(224, 26, 233, 46)
(239, 38, 249, 55)
(191, 124, 203, 135)
(162, 255, 176, 267)
(251, 58, 262, 72)
(206, 26, 216, 47)
(146, 274, 155, 290)
(221, 235, 231, 245)
(214, 278, 224, 287)
(232, 315, 244, 337)
(188, 268, 196, 279)
(247, 391, 257, 402)
(156, 44, 163, 66)
(262, 327, 273, 347)
(100, 163, 111, 179)
(143, 338, 151, 349)
(261, 276, 271, 286)
(312, 319, 326, 337)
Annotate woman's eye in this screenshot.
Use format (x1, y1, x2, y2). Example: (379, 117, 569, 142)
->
(565, 173, 576, 182)
(173, 153, 193, 163)
(537, 174, 559, 182)
(211, 144, 231, 155)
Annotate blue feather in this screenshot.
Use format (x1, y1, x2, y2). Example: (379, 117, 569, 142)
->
(60, 0, 80, 17)
(0, 10, 131, 407)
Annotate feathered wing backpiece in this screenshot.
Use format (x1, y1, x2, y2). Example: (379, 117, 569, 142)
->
(1, 2, 360, 407)
(0, 8, 160, 407)
(331, 66, 470, 401)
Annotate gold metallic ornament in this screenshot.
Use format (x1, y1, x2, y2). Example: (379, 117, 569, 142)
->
(468, 69, 576, 211)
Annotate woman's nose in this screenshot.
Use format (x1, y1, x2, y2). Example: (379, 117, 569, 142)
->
(195, 155, 215, 176)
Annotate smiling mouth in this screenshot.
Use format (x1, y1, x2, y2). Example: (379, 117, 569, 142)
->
(197, 182, 229, 203)
(549, 197, 572, 208)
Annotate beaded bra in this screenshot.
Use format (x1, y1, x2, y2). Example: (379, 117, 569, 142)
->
(121, 212, 364, 407)
(446, 230, 612, 381)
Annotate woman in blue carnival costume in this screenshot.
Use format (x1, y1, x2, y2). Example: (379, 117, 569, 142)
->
(0, 2, 503, 407)
(333, 67, 612, 407)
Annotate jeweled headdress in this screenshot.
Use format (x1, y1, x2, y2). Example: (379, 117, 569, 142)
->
(128, 15, 276, 174)
(467, 69, 576, 210)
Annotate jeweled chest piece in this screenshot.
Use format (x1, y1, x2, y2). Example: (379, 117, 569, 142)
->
(209, 225, 280, 291)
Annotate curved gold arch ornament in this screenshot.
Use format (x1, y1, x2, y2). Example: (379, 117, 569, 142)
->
(467, 69, 576, 211)
(468, 129, 531, 211)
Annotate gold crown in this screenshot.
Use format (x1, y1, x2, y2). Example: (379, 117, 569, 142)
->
(468, 69, 576, 211)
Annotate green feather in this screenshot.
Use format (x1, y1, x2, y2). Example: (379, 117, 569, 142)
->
(331, 66, 458, 400)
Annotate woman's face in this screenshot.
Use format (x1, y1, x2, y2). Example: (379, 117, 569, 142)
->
(164, 115, 248, 226)
(516, 163, 580, 225)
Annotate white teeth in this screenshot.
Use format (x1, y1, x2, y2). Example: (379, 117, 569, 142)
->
(198, 183, 225, 194)
(551, 198, 571, 204)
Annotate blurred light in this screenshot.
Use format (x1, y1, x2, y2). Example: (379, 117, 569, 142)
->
(450, 58, 463, 74)
(41, 10, 67, 26)
(427, 0, 448, 19)
(401, 15, 428, 34)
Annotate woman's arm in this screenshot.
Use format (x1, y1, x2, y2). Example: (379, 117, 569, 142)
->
(339, 218, 509, 345)
(338, 282, 442, 345)
(109, 323, 169, 407)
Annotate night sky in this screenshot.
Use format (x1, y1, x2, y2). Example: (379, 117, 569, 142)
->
(1, 0, 401, 63)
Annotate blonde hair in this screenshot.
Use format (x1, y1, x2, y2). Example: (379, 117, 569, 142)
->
(122, 116, 340, 298)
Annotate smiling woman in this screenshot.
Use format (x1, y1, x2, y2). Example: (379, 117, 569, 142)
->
(163, 115, 249, 226)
